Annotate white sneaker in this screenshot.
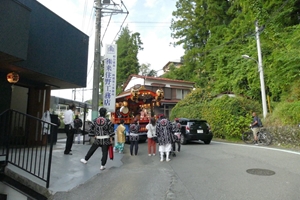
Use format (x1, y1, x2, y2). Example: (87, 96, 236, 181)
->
(160, 158, 164, 162)
(100, 165, 106, 170)
(152, 154, 156, 156)
(166, 158, 171, 162)
(80, 158, 87, 164)
(148, 154, 151, 156)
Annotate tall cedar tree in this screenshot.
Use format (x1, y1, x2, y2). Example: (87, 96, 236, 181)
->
(116, 26, 143, 95)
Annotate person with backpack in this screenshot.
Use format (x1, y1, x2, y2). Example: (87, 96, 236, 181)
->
(74, 115, 83, 144)
(129, 119, 140, 156)
(171, 118, 181, 156)
(251, 112, 262, 145)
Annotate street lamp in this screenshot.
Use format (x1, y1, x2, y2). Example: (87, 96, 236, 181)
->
(242, 54, 267, 119)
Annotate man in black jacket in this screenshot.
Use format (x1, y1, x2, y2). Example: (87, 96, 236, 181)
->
(80, 107, 114, 170)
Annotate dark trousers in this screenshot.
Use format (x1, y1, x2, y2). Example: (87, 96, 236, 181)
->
(64, 125, 74, 154)
(172, 141, 181, 152)
(85, 143, 109, 166)
(130, 141, 139, 155)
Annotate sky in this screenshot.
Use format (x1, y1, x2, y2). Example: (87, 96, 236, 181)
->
(37, 0, 184, 102)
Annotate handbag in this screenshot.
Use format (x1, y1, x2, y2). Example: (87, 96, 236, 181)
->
(108, 145, 114, 160)
(152, 136, 158, 143)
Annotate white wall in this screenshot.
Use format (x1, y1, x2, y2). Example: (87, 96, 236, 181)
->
(10, 85, 28, 113)
(0, 182, 27, 200)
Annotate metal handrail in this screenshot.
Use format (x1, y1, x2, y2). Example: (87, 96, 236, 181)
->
(0, 109, 56, 188)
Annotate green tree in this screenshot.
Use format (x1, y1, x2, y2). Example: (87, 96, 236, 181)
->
(170, 0, 300, 107)
(115, 26, 143, 94)
(139, 63, 158, 77)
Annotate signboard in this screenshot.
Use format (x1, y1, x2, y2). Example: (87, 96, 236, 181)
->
(103, 44, 117, 112)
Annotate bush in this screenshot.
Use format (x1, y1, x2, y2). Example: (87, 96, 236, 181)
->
(171, 89, 261, 140)
(267, 101, 300, 126)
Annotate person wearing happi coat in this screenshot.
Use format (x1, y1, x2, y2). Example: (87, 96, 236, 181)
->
(156, 115, 174, 162)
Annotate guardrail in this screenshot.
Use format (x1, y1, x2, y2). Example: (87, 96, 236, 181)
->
(0, 109, 56, 188)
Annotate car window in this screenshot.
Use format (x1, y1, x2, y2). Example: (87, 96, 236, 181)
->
(188, 121, 208, 129)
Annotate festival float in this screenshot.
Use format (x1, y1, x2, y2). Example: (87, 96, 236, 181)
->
(111, 84, 164, 142)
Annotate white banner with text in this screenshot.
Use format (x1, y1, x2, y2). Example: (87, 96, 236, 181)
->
(103, 44, 117, 112)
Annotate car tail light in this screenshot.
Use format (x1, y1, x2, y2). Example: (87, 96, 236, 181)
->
(186, 125, 190, 133)
(206, 123, 211, 131)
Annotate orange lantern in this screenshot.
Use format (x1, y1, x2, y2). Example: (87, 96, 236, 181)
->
(7, 72, 19, 84)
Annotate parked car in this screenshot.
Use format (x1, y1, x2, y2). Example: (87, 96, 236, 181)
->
(178, 118, 213, 144)
(125, 133, 147, 143)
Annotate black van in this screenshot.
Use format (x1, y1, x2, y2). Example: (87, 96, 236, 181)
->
(178, 118, 213, 144)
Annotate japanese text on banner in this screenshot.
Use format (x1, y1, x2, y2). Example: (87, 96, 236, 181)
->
(103, 44, 117, 112)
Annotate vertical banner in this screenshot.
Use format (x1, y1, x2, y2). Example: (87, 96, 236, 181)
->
(103, 44, 117, 112)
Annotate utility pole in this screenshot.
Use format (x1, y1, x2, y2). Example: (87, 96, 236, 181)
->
(92, 0, 102, 119)
(255, 20, 268, 119)
(91, 0, 129, 119)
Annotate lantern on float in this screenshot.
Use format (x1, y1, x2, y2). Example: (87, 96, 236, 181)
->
(123, 101, 128, 107)
(155, 88, 164, 101)
(116, 102, 120, 108)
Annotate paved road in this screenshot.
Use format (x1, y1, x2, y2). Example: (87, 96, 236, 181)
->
(49, 141, 300, 200)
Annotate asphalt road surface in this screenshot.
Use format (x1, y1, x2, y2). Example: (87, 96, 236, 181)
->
(49, 141, 300, 200)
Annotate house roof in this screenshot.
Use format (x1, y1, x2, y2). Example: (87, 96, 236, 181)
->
(122, 74, 194, 91)
(162, 61, 183, 71)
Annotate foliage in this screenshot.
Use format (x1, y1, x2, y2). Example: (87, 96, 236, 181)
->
(139, 63, 157, 77)
(115, 26, 143, 95)
(170, 89, 261, 139)
(169, 0, 300, 119)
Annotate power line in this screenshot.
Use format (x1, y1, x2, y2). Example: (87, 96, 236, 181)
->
(102, 21, 171, 23)
(101, 13, 113, 44)
(86, 4, 96, 36)
(176, 0, 292, 57)
(112, 13, 128, 43)
(81, 0, 88, 30)
(111, 0, 129, 43)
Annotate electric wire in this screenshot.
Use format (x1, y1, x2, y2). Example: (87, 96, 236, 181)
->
(177, 0, 292, 57)
(81, 0, 88, 31)
(264, 0, 291, 28)
(111, 1, 129, 43)
(86, 4, 96, 36)
(101, 13, 113, 44)
(87, 63, 94, 86)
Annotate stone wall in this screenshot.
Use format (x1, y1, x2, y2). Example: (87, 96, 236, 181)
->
(267, 125, 300, 149)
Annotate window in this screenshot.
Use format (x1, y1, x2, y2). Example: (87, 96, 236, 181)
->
(176, 89, 182, 99)
(164, 88, 171, 99)
(183, 90, 189, 98)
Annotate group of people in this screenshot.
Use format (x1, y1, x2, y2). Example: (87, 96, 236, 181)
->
(117, 114, 181, 162)
(63, 103, 182, 171)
